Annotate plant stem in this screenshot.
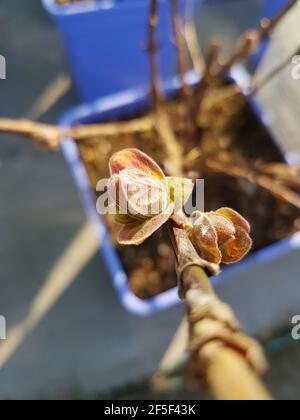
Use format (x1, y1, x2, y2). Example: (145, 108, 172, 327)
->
(170, 0, 199, 146)
(250, 45, 300, 95)
(192, 42, 220, 121)
(206, 156, 300, 210)
(183, 265, 271, 400)
(147, 0, 164, 113)
(216, 0, 297, 79)
(259, 0, 296, 37)
(170, 0, 191, 99)
(146, 0, 183, 176)
(171, 227, 271, 400)
(184, 0, 204, 75)
(0, 117, 154, 147)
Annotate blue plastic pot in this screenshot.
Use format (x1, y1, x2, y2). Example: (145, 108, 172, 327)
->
(42, 0, 189, 102)
(59, 67, 300, 316)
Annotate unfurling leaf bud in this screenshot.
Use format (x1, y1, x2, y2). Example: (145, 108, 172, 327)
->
(108, 149, 175, 246)
(189, 208, 252, 265)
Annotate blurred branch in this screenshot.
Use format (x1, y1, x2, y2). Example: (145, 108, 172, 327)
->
(0, 116, 154, 148)
(216, 0, 297, 79)
(192, 42, 220, 121)
(147, 0, 164, 113)
(184, 20, 204, 75)
(250, 45, 300, 95)
(206, 157, 300, 210)
(24, 74, 71, 120)
(170, 0, 192, 99)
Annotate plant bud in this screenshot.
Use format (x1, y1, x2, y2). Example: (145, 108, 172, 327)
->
(108, 149, 174, 245)
(190, 208, 252, 264)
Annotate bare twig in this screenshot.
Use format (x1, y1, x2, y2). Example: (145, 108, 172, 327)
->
(184, 0, 204, 75)
(24, 74, 71, 120)
(170, 0, 200, 145)
(216, 0, 297, 79)
(192, 42, 220, 121)
(145, 0, 183, 176)
(250, 46, 300, 95)
(206, 157, 300, 210)
(0, 116, 154, 148)
(0, 119, 63, 150)
(255, 162, 300, 190)
(170, 0, 191, 99)
(147, 0, 164, 113)
(259, 0, 296, 37)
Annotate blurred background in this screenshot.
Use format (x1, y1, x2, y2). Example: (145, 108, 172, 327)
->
(0, 0, 300, 400)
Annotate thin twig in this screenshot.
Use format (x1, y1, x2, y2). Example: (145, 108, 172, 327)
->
(206, 157, 300, 210)
(259, 0, 296, 37)
(147, 0, 164, 113)
(184, 0, 204, 75)
(170, 0, 199, 145)
(250, 46, 300, 95)
(255, 162, 300, 190)
(170, 0, 192, 99)
(145, 0, 183, 176)
(0, 117, 154, 148)
(216, 0, 297, 79)
(24, 74, 71, 120)
(192, 42, 220, 121)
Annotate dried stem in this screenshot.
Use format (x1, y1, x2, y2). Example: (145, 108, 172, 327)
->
(184, 0, 204, 76)
(171, 227, 271, 400)
(259, 0, 296, 37)
(255, 162, 300, 190)
(147, 0, 164, 113)
(24, 74, 71, 120)
(192, 42, 220, 120)
(250, 45, 300, 95)
(216, 0, 297, 80)
(0, 117, 154, 148)
(206, 157, 300, 210)
(170, 0, 199, 145)
(145, 0, 183, 176)
(170, 0, 192, 99)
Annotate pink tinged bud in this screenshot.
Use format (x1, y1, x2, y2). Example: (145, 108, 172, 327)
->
(220, 226, 253, 264)
(215, 208, 251, 234)
(121, 168, 168, 218)
(206, 213, 236, 248)
(109, 148, 165, 180)
(214, 208, 252, 263)
(108, 167, 169, 221)
(190, 208, 252, 265)
(108, 148, 175, 245)
(190, 212, 222, 264)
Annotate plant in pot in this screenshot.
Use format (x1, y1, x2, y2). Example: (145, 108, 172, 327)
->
(0, 0, 299, 399)
(1, 0, 299, 314)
